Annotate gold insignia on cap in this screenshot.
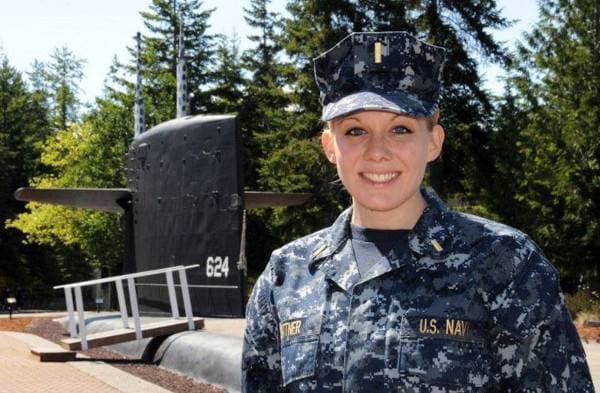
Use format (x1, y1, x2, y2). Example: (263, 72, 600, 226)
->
(374, 42, 382, 63)
(431, 239, 443, 252)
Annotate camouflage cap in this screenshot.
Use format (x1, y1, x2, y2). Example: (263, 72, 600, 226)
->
(313, 31, 446, 121)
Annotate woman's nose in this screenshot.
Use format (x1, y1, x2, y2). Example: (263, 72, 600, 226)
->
(364, 134, 390, 161)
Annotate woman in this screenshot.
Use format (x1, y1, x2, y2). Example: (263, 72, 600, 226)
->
(242, 31, 593, 392)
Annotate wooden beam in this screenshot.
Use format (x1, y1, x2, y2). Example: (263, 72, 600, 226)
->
(31, 347, 77, 362)
(61, 318, 204, 351)
(584, 320, 600, 328)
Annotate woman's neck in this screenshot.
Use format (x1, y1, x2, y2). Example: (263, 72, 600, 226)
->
(350, 191, 427, 230)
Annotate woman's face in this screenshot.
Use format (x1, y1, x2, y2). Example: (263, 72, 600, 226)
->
(321, 110, 444, 227)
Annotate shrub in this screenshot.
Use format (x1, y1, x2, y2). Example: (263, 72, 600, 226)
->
(565, 290, 600, 323)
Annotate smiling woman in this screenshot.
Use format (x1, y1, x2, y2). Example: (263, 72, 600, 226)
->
(242, 31, 594, 392)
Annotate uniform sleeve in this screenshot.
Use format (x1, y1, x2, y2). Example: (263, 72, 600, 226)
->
(488, 248, 594, 392)
(242, 258, 283, 393)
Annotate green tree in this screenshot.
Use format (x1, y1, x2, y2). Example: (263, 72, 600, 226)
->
(133, 0, 216, 124)
(0, 55, 59, 295)
(44, 46, 86, 131)
(239, 0, 300, 272)
(241, 0, 292, 188)
(7, 47, 135, 286)
(498, 0, 600, 282)
(7, 120, 127, 279)
(27, 60, 52, 146)
(210, 34, 244, 114)
(485, 84, 529, 223)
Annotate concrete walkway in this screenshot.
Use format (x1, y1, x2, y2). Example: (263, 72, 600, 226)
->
(202, 317, 245, 337)
(0, 331, 171, 393)
(582, 342, 600, 391)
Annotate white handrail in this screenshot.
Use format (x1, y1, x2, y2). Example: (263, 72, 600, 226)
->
(53, 265, 198, 289)
(55, 264, 199, 350)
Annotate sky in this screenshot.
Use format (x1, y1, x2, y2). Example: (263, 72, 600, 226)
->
(0, 0, 538, 105)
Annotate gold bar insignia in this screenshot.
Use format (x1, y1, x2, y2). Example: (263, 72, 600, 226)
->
(374, 42, 382, 63)
(431, 239, 443, 252)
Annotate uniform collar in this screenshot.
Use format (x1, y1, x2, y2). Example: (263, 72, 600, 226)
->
(309, 187, 456, 275)
(409, 187, 455, 257)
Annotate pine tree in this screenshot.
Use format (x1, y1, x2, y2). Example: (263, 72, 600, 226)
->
(210, 34, 244, 115)
(44, 46, 86, 130)
(485, 84, 529, 223)
(502, 0, 600, 282)
(135, 0, 216, 124)
(241, 0, 291, 189)
(9, 1, 217, 292)
(0, 55, 61, 296)
(27, 60, 52, 145)
(238, 0, 297, 271)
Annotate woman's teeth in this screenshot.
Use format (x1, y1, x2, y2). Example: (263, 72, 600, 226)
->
(361, 172, 399, 183)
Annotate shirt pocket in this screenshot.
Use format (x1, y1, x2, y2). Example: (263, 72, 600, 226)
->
(281, 334, 319, 386)
(398, 336, 485, 388)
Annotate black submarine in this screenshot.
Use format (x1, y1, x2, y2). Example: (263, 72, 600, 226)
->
(15, 29, 309, 317)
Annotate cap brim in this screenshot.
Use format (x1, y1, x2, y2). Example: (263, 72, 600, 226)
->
(321, 91, 436, 121)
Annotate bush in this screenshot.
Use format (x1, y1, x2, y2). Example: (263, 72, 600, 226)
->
(565, 290, 600, 323)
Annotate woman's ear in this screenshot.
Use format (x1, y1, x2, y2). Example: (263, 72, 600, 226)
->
(427, 124, 445, 162)
(321, 130, 336, 164)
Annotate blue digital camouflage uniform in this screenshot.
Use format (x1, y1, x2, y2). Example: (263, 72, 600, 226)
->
(242, 188, 594, 392)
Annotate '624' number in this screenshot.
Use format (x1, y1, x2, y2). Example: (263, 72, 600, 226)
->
(206, 256, 229, 278)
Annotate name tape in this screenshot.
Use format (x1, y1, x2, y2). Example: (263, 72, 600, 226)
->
(280, 318, 304, 338)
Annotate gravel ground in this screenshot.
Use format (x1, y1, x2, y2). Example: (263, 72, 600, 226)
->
(23, 318, 227, 393)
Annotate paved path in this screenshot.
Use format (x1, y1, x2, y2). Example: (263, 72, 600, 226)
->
(0, 331, 170, 393)
(202, 317, 245, 337)
(582, 342, 600, 391)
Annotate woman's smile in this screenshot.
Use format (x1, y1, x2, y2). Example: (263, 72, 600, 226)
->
(359, 171, 400, 184)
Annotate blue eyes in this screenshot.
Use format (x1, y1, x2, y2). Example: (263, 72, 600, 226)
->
(344, 126, 412, 136)
(346, 128, 365, 136)
(392, 126, 412, 134)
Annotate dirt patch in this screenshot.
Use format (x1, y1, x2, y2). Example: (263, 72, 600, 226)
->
(0, 316, 45, 332)
(20, 318, 227, 393)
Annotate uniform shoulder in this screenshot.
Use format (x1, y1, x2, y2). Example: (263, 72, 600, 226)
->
(450, 211, 555, 288)
(266, 227, 332, 287)
(451, 210, 532, 249)
(271, 226, 331, 260)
